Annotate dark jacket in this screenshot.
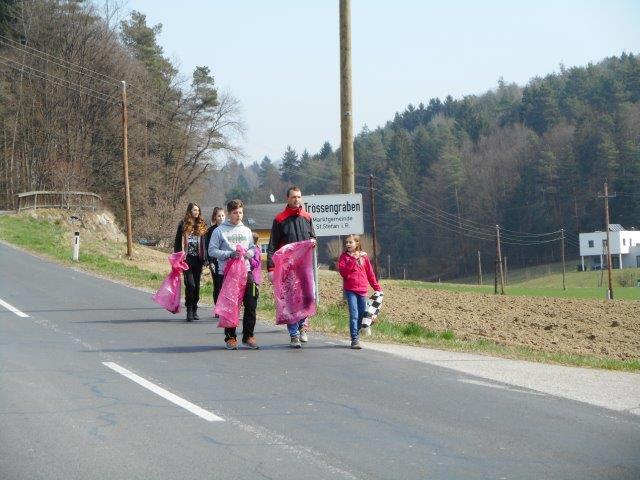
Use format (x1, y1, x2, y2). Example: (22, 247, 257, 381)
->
(173, 220, 206, 262)
(204, 224, 220, 274)
(267, 205, 315, 271)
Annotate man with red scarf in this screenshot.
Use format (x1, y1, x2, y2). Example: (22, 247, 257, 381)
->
(267, 186, 317, 348)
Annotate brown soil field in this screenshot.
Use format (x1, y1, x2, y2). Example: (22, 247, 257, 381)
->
(308, 271, 640, 361)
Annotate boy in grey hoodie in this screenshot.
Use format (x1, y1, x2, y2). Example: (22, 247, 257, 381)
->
(208, 199, 258, 350)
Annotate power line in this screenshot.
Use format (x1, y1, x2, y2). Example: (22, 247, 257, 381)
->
(0, 55, 119, 105)
(0, 33, 179, 114)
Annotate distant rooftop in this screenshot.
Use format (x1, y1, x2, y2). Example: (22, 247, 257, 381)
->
(244, 203, 282, 230)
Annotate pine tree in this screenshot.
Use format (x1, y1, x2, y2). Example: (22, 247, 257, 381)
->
(280, 146, 299, 182)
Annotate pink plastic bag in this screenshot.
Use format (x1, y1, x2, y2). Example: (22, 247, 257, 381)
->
(214, 245, 248, 328)
(152, 251, 189, 314)
(272, 240, 316, 325)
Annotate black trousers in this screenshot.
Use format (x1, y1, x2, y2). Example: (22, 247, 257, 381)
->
(209, 266, 224, 305)
(184, 256, 203, 309)
(221, 274, 259, 342)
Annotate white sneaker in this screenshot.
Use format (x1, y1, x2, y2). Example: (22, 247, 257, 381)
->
(290, 336, 302, 348)
(299, 329, 308, 343)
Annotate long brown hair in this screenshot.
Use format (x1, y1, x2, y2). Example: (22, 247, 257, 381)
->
(182, 202, 207, 237)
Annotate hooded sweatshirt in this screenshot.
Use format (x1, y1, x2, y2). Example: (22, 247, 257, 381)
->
(208, 219, 255, 274)
(337, 251, 381, 296)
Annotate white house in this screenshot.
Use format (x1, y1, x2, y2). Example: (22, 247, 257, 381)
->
(579, 224, 640, 270)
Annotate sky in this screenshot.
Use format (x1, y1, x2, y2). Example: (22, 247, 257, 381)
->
(125, 0, 640, 166)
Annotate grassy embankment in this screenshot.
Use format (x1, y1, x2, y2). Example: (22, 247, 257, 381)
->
(1, 212, 638, 372)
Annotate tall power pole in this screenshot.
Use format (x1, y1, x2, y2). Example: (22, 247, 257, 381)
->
(599, 180, 615, 299)
(121, 81, 133, 258)
(560, 228, 566, 291)
(496, 225, 504, 294)
(339, 0, 354, 194)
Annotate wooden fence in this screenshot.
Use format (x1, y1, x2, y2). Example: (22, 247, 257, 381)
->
(16, 191, 102, 212)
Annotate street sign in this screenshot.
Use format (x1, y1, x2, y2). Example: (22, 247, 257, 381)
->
(303, 193, 364, 237)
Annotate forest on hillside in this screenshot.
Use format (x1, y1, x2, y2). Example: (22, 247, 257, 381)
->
(0, 0, 242, 237)
(1, 1, 639, 280)
(234, 54, 640, 279)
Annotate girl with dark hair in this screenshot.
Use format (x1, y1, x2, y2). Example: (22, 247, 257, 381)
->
(174, 203, 208, 321)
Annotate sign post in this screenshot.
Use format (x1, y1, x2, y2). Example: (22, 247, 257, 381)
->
(304, 193, 364, 236)
(304, 193, 364, 305)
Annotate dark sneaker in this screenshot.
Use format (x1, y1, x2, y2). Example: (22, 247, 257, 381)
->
(192, 307, 200, 321)
(186, 307, 193, 322)
(290, 336, 302, 348)
(350, 339, 362, 349)
(299, 329, 308, 343)
(225, 338, 238, 350)
(242, 337, 259, 349)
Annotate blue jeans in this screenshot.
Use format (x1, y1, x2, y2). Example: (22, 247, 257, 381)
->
(287, 319, 307, 337)
(345, 291, 367, 341)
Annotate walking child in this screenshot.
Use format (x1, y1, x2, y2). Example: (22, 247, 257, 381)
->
(337, 234, 382, 349)
(204, 206, 225, 314)
(208, 199, 259, 350)
(174, 203, 208, 322)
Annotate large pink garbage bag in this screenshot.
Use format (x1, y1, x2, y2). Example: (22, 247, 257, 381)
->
(152, 251, 189, 313)
(272, 240, 316, 325)
(214, 245, 248, 328)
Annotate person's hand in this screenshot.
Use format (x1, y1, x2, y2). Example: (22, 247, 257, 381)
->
(229, 251, 241, 259)
(243, 251, 254, 260)
(310, 238, 317, 248)
(268, 271, 274, 282)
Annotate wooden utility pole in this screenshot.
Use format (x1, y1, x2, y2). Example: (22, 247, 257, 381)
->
(503, 255, 508, 286)
(121, 81, 133, 258)
(387, 254, 391, 279)
(600, 180, 615, 299)
(477, 250, 483, 285)
(369, 174, 379, 277)
(339, 0, 354, 194)
(496, 225, 504, 294)
(561, 228, 566, 291)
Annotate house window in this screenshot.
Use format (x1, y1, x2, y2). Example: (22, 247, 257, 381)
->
(602, 239, 607, 247)
(261, 244, 268, 254)
(623, 238, 626, 246)
(588, 240, 594, 248)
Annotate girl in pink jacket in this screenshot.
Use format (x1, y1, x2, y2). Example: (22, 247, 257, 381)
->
(337, 234, 382, 349)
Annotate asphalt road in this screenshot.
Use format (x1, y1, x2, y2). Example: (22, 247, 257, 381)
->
(1, 243, 639, 480)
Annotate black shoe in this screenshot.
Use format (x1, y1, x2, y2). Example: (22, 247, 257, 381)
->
(186, 307, 194, 322)
(192, 306, 200, 321)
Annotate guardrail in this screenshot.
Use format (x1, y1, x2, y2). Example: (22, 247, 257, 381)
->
(16, 191, 102, 212)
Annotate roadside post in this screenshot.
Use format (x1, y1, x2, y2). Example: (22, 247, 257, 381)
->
(73, 231, 80, 261)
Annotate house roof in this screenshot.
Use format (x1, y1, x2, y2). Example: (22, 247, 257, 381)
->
(243, 203, 283, 230)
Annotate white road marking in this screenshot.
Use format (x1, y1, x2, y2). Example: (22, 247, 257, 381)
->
(0, 298, 29, 317)
(102, 362, 224, 422)
(458, 378, 545, 395)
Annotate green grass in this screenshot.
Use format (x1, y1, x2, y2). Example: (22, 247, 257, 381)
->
(0, 214, 164, 290)
(2, 213, 638, 372)
(395, 278, 640, 300)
